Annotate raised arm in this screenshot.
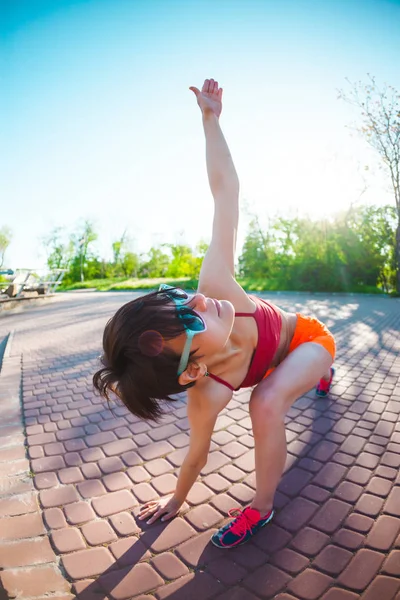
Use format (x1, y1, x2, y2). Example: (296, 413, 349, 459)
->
(191, 79, 251, 309)
(190, 79, 239, 278)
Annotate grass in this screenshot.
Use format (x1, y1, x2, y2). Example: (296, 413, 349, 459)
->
(59, 276, 387, 294)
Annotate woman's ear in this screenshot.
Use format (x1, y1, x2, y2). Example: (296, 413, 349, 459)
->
(178, 361, 207, 386)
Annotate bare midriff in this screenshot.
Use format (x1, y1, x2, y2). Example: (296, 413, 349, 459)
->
(269, 308, 298, 368)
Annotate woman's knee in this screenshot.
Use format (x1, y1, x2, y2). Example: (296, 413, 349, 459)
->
(249, 385, 286, 426)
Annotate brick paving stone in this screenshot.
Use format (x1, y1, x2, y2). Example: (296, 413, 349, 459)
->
(207, 557, 248, 585)
(332, 452, 355, 466)
(126, 465, 151, 484)
(210, 494, 241, 516)
(376, 465, 397, 479)
(0, 492, 37, 517)
(366, 515, 400, 551)
(200, 451, 231, 475)
(275, 497, 319, 532)
(132, 482, 159, 503)
(40, 485, 79, 508)
(253, 523, 292, 554)
(381, 452, 400, 468)
(150, 552, 189, 580)
(175, 530, 221, 567)
(0, 537, 55, 568)
(233, 449, 255, 472)
(278, 467, 313, 496)
(308, 440, 339, 462)
(92, 489, 137, 517)
(42, 506, 66, 530)
(77, 479, 107, 498)
(58, 466, 84, 484)
(345, 512, 374, 533)
(355, 493, 384, 517)
(0, 511, 46, 541)
(340, 434, 366, 456)
(227, 482, 254, 504)
(243, 564, 291, 598)
(320, 590, 359, 600)
(288, 569, 333, 599)
(1, 565, 71, 598)
(291, 527, 330, 556)
(313, 544, 353, 575)
(154, 571, 224, 600)
(220, 441, 248, 458)
(64, 501, 96, 524)
(219, 463, 246, 482)
(186, 481, 214, 505)
(271, 548, 310, 574)
(82, 519, 118, 545)
(102, 472, 132, 492)
(227, 542, 268, 570)
(355, 452, 380, 469)
(109, 536, 151, 566)
(185, 504, 223, 531)
(299, 457, 323, 473)
(346, 465, 372, 485)
(338, 548, 385, 591)
(301, 484, 331, 503)
(333, 481, 363, 503)
(62, 546, 116, 579)
(152, 473, 178, 496)
(361, 576, 400, 600)
(32, 455, 65, 473)
(137, 441, 174, 462)
(145, 517, 196, 553)
(382, 550, 400, 576)
(366, 476, 392, 497)
(332, 528, 364, 550)
(98, 456, 125, 474)
(310, 499, 352, 534)
(51, 526, 87, 553)
(109, 511, 140, 536)
(81, 447, 104, 462)
(145, 458, 174, 477)
(216, 588, 263, 600)
(383, 486, 400, 516)
(311, 463, 348, 490)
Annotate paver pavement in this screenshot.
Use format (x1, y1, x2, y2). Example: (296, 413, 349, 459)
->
(0, 291, 399, 600)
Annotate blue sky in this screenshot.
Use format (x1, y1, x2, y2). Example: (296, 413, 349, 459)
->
(2, 0, 400, 270)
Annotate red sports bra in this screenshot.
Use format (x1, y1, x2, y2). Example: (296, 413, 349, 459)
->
(206, 295, 282, 391)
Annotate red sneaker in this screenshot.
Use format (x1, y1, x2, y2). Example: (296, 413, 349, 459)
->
(211, 506, 274, 548)
(316, 367, 335, 397)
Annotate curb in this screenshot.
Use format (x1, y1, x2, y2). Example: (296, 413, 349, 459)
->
(0, 351, 73, 599)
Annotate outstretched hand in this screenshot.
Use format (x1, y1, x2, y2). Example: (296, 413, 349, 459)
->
(190, 78, 223, 118)
(137, 494, 182, 525)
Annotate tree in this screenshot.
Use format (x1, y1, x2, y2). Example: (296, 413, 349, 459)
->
(338, 75, 400, 293)
(0, 226, 12, 268)
(70, 220, 98, 283)
(42, 226, 74, 271)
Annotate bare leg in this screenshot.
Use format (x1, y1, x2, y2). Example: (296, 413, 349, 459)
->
(249, 343, 333, 516)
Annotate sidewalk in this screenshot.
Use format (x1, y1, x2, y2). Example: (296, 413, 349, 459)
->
(0, 291, 399, 599)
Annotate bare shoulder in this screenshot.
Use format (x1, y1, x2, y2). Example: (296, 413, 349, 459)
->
(187, 377, 232, 421)
(198, 265, 255, 313)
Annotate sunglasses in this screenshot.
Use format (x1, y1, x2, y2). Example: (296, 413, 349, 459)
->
(158, 284, 207, 375)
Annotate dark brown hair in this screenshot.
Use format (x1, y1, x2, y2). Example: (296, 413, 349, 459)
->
(92, 289, 198, 421)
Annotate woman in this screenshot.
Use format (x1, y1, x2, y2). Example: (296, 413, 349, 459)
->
(93, 78, 335, 548)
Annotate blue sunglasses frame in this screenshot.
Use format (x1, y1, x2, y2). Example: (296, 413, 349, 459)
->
(158, 284, 207, 375)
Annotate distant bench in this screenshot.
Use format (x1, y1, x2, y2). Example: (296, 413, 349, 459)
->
(0, 269, 67, 300)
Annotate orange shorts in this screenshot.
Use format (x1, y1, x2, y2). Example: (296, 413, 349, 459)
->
(263, 313, 336, 379)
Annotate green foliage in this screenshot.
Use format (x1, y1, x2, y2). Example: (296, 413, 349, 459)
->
(0, 226, 12, 268)
(238, 205, 396, 293)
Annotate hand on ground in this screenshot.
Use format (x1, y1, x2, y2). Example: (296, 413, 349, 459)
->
(137, 494, 182, 524)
